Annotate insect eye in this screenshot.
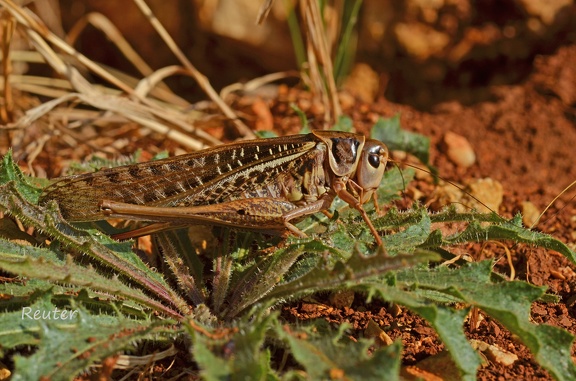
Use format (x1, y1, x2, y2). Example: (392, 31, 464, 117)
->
(368, 153, 380, 168)
(356, 140, 388, 192)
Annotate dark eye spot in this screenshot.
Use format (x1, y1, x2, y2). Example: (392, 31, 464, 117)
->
(128, 167, 141, 178)
(149, 164, 163, 175)
(163, 183, 182, 197)
(368, 154, 380, 168)
(143, 192, 157, 203)
(167, 163, 180, 171)
(233, 176, 245, 187)
(105, 172, 122, 183)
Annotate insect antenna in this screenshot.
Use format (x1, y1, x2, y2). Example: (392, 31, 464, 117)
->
(531, 179, 576, 229)
(388, 158, 505, 219)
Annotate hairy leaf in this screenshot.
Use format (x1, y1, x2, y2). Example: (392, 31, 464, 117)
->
(188, 308, 275, 381)
(6, 294, 176, 380)
(387, 261, 576, 380)
(0, 149, 44, 203)
(275, 321, 402, 381)
(0, 243, 179, 319)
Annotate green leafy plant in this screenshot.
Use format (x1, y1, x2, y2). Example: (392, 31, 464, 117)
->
(1, 121, 576, 380)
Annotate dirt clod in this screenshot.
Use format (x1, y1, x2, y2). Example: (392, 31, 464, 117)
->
(442, 131, 476, 168)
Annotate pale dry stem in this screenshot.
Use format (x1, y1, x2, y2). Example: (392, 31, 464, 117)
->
(0, 0, 256, 156)
(131, 0, 255, 139)
(300, 0, 342, 127)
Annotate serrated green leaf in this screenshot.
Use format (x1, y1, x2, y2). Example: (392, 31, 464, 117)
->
(223, 240, 322, 319)
(382, 209, 431, 254)
(155, 230, 206, 306)
(0, 291, 54, 351)
(389, 261, 576, 380)
(265, 245, 439, 304)
(328, 205, 432, 255)
(364, 283, 480, 381)
(446, 219, 576, 264)
(7, 295, 176, 381)
(0, 248, 180, 319)
(0, 238, 64, 263)
(381, 206, 576, 266)
(0, 150, 43, 203)
(0, 181, 191, 317)
(442, 263, 576, 381)
(372, 205, 435, 234)
(188, 309, 276, 381)
(276, 321, 402, 381)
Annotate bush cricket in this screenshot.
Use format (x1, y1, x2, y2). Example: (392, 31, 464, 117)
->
(39, 131, 389, 245)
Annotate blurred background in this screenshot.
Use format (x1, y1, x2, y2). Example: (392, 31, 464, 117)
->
(53, 0, 576, 109)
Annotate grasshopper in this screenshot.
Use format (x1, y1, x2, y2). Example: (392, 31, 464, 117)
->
(39, 131, 389, 245)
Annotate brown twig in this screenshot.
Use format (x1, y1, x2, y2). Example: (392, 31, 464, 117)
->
(132, 0, 256, 139)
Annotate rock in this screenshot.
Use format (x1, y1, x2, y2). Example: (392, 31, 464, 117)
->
(521, 201, 541, 227)
(464, 178, 504, 213)
(403, 350, 464, 381)
(470, 339, 518, 366)
(338, 91, 356, 110)
(364, 319, 393, 348)
(516, 0, 572, 25)
(443, 132, 476, 168)
(342, 63, 380, 103)
(431, 178, 503, 213)
(394, 22, 450, 60)
(328, 290, 355, 309)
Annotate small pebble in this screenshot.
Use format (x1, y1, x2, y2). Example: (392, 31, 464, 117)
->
(521, 201, 541, 227)
(470, 339, 518, 366)
(364, 319, 393, 347)
(329, 290, 355, 309)
(443, 131, 476, 167)
(465, 178, 504, 213)
(338, 91, 356, 110)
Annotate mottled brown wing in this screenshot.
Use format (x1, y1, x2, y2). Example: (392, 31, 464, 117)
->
(39, 134, 319, 221)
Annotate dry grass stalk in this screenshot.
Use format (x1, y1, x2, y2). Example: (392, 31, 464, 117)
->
(300, 0, 342, 127)
(1, 14, 15, 124)
(131, 0, 256, 139)
(65, 11, 188, 107)
(0, 0, 256, 152)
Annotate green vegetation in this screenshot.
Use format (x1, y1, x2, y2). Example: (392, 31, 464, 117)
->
(1, 120, 575, 380)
